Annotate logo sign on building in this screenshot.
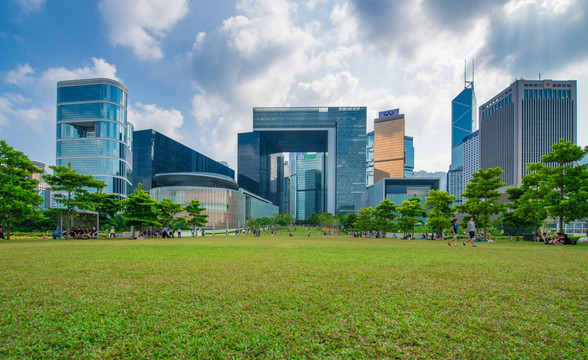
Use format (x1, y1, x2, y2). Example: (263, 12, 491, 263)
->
(379, 109, 399, 118)
(304, 154, 317, 159)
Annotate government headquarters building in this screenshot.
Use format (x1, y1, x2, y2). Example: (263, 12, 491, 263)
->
(238, 107, 366, 217)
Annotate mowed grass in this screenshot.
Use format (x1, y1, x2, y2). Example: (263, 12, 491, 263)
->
(0, 232, 586, 359)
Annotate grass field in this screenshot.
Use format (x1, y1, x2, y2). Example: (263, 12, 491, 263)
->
(0, 231, 586, 359)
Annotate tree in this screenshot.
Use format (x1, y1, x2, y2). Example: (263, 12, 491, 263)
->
(459, 167, 506, 242)
(77, 192, 123, 230)
(158, 198, 183, 228)
(0, 140, 44, 239)
(373, 198, 397, 234)
(502, 187, 534, 240)
(397, 196, 426, 238)
(505, 169, 549, 240)
(42, 163, 106, 239)
(336, 213, 357, 230)
(184, 199, 208, 230)
(121, 184, 161, 236)
(317, 212, 335, 227)
(272, 213, 293, 228)
(527, 139, 588, 233)
(425, 189, 455, 238)
(353, 207, 374, 232)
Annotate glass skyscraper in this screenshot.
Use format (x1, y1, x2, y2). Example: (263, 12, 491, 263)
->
(133, 129, 235, 191)
(56, 78, 133, 197)
(448, 80, 476, 204)
(238, 107, 366, 214)
(296, 153, 326, 220)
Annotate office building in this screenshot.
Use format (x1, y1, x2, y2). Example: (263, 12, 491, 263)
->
(374, 112, 405, 182)
(355, 177, 440, 211)
(238, 107, 366, 214)
(366, 131, 374, 187)
(56, 78, 133, 197)
(296, 153, 326, 220)
(479, 79, 576, 186)
(448, 76, 476, 204)
(462, 130, 479, 192)
(133, 129, 234, 192)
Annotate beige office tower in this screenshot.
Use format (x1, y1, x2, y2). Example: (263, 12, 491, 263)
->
(374, 114, 405, 183)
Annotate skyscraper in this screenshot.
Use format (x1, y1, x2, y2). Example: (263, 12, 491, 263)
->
(448, 74, 476, 204)
(296, 153, 326, 220)
(374, 112, 405, 182)
(56, 78, 133, 197)
(479, 79, 576, 187)
(462, 130, 479, 191)
(133, 129, 235, 191)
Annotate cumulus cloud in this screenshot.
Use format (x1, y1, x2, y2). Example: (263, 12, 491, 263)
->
(41, 57, 119, 86)
(98, 0, 189, 61)
(129, 102, 185, 142)
(3, 64, 35, 85)
(0, 93, 52, 131)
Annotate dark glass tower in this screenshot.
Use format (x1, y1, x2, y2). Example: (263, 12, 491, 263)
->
(133, 129, 235, 191)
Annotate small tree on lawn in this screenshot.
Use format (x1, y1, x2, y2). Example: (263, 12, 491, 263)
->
(122, 184, 161, 237)
(77, 192, 123, 230)
(397, 196, 426, 238)
(425, 189, 455, 238)
(317, 212, 335, 228)
(0, 140, 44, 239)
(43, 163, 106, 239)
(184, 199, 208, 233)
(353, 207, 374, 233)
(158, 198, 183, 228)
(527, 139, 588, 233)
(505, 170, 548, 240)
(459, 167, 506, 242)
(336, 213, 357, 231)
(373, 198, 397, 235)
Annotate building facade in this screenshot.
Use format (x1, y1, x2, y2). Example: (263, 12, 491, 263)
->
(374, 114, 405, 182)
(133, 129, 234, 192)
(149, 173, 278, 229)
(448, 81, 476, 205)
(56, 78, 133, 197)
(479, 79, 577, 186)
(462, 130, 479, 193)
(355, 177, 440, 211)
(296, 153, 326, 220)
(238, 107, 366, 214)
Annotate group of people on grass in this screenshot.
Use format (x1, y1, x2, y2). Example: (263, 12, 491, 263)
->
(448, 217, 480, 247)
(51, 227, 97, 239)
(536, 230, 577, 245)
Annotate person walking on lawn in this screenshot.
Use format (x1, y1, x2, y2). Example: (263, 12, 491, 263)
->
(463, 217, 477, 247)
(448, 218, 459, 247)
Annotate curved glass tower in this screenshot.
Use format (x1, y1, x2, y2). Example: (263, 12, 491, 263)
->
(56, 78, 133, 197)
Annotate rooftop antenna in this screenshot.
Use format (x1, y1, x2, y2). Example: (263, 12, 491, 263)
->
(472, 58, 475, 86)
(539, 73, 541, 80)
(464, 59, 467, 88)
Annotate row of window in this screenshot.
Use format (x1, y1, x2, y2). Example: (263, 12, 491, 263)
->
(524, 89, 571, 100)
(57, 157, 131, 180)
(58, 84, 127, 107)
(57, 103, 126, 123)
(57, 139, 132, 162)
(57, 121, 129, 140)
(482, 95, 513, 119)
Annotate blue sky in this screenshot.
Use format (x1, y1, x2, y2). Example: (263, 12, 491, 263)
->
(1, 0, 587, 172)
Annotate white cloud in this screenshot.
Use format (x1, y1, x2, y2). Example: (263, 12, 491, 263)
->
(129, 102, 185, 142)
(16, 0, 45, 14)
(3, 64, 35, 85)
(98, 0, 189, 61)
(0, 93, 52, 131)
(41, 57, 119, 86)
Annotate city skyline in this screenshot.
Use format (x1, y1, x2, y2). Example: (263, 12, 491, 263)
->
(1, 0, 587, 172)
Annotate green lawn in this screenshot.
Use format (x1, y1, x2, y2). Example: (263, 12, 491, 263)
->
(0, 233, 586, 359)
